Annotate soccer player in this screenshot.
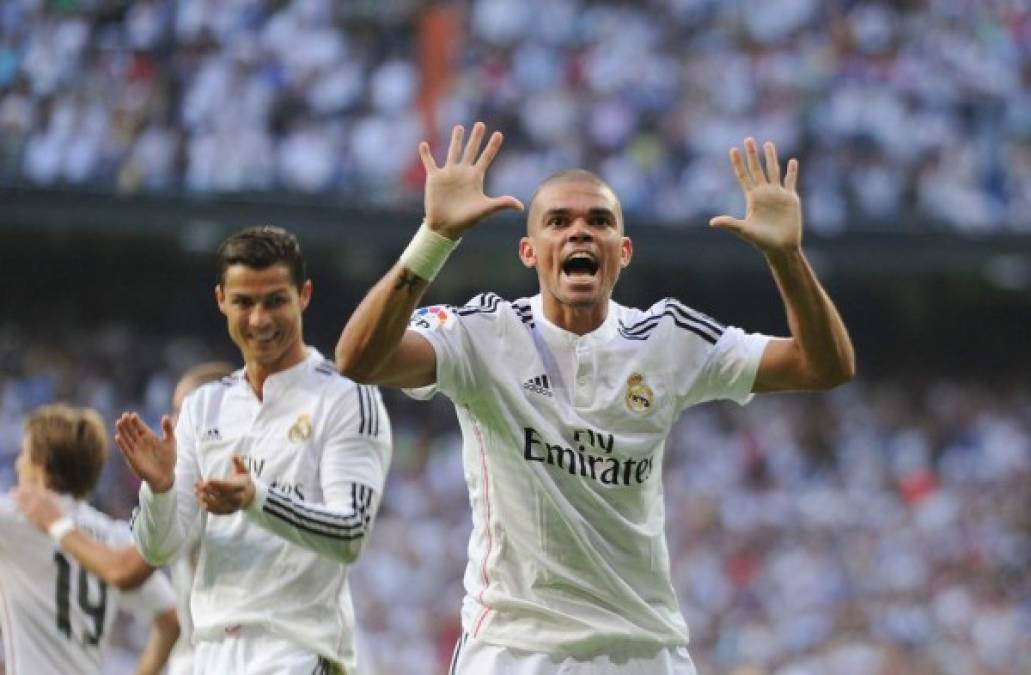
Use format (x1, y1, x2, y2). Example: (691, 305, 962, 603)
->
(117, 226, 392, 674)
(335, 123, 854, 673)
(14, 361, 235, 675)
(0, 404, 179, 675)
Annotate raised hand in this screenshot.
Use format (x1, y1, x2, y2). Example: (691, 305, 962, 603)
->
(115, 413, 176, 493)
(710, 138, 802, 256)
(420, 122, 524, 240)
(194, 455, 254, 515)
(13, 484, 64, 530)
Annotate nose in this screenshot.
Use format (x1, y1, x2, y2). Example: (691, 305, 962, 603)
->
(567, 217, 593, 242)
(249, 305, 272, 330)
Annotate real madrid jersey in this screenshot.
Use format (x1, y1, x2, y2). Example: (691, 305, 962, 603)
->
(133, 348, 392, 672)
(406, 294, 769, 657)
(0, 495, 175, 675)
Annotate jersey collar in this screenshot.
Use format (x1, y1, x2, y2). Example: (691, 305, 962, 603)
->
(530, 294, 620, 346)
(242, 346, 322, 396)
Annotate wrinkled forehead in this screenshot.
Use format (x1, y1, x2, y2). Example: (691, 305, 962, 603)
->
(528, 179, 623, 232)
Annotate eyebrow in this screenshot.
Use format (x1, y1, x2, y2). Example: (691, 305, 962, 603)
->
(542, 208, 617, 219)
(228, 288, 289, 300)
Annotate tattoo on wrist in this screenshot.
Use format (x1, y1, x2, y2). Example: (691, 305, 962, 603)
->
(394, 270, 421, 294)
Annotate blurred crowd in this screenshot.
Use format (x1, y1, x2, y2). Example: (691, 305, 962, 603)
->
(0, 322, 1027, 674)
(1, 0, 1030, 233)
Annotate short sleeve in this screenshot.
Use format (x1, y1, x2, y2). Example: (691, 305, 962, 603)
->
(676, 326, 770, 410)
(403, 301, 481, 404)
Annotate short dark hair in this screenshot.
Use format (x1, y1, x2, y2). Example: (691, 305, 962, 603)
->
(527, 169, 624, 233)
(25, 404, 108, 499)
(215, 226, 307, 289)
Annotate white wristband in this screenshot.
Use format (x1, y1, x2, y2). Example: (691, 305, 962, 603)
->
(48, 516, 75, 544)
(399, 221, 460, 282)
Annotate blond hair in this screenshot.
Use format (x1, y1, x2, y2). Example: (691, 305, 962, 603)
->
(25, 404, 108, 498)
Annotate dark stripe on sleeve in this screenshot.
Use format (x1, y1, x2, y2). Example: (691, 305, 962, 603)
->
(357, 385, 367, 435)
(665, 299, 725, 336)
(619, 308, 722, 344)
(262, 487, 373, 537)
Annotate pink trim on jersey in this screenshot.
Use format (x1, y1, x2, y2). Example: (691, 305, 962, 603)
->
(471, 419, 494, 637)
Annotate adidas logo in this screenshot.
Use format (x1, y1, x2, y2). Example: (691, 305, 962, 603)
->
(522, 374, 553, 397)
(202, 427, 222, 441)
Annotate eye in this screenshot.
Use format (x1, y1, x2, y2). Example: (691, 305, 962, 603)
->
(232, 297, 253, 308)
(546, 215, 568, 228)
(589, 214, 614, 227)
(265, 296, 287, 308)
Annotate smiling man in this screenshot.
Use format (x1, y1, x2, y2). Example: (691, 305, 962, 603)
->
(336, 123, 854, 674)
(119, 226, 392, 675)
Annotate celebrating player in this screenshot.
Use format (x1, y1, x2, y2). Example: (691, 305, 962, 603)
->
(336, 122, 854, 673)
(13, 361, 235, 675)
(1, 404, 179, 675)
(119, 226, 392, 674)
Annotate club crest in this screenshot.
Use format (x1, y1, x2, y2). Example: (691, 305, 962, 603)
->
(624, 373, 654, 413)
(288, 413, 312, 442)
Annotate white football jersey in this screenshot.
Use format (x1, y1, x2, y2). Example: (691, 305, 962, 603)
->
(0, 495, 175, 675)
(407, 294, 769, 657)
(133, 348, 391, 672)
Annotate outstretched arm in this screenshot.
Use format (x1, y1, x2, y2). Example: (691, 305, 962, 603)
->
(14, 485, 155, 589)
(711, 138, 855, 392)
(336, 122, 524, 387)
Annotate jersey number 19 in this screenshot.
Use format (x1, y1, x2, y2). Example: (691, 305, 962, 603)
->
(53, 551, 108, 645)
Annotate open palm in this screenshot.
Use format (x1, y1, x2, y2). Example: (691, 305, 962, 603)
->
(710, 138, 802, 254)
(115, 413, 176, 493)
(421, 122, 524, 240)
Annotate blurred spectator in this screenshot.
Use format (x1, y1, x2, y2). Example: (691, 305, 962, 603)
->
(0, 0, 1028, 232)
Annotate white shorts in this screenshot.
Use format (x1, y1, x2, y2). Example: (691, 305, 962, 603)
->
(193, 632, 341, 675)
(449, 634, 698, 675)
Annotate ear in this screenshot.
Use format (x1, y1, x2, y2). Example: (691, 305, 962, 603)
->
(299, 280, 313, 311)
(215, 285, 227, 315)
(518, 236, 537, 269)
(620, 236, 633, 268)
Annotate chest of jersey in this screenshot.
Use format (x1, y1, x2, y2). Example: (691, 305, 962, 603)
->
(191, 387, 324, 504)
(497, 322, 676, 451)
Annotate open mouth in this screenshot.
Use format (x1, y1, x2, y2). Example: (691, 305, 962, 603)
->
(561, 253, 599, 277)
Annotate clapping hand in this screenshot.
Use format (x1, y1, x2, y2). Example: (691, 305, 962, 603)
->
(194, 456, 255, 515)
(115, 413, 176, 493)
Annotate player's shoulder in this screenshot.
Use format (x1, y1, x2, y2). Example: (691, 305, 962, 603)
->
(455, 292, 534, 327)
(616, 297, 725, 345)
(411, 292, 533, 331)
(307, 354, 382, 410)
(70, 502, 130, 544)
(182, 369, 243, 410)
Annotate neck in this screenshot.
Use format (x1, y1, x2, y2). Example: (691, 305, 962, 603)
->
(541, 295, 609, 335)
(245, 344, 307, 400)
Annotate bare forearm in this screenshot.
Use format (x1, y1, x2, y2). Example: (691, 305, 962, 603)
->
(59, 533, 152, 589)
(134, 609, 179, 675)
(336, 261, 430, 382)
(766, 248, 855, 387)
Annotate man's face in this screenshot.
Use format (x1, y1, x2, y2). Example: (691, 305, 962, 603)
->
(520, 179, 632, 309)
(215, 263, 311, 374)
(15, 434, 44, 488)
